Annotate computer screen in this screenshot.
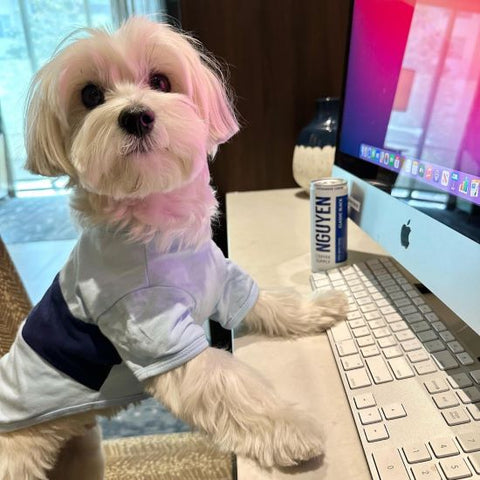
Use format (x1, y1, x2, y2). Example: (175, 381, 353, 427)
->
(334, 0, 480, 334)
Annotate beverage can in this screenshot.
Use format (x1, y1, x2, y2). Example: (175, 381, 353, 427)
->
(310, 178, 348, 271)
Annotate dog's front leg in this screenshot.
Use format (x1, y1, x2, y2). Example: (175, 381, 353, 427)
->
(47, 423, 104, 480)
(144, 347, 323, 467)
(241, 288, 347, 338)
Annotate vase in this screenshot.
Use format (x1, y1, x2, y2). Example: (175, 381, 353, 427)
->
(292, 97, 340, 192)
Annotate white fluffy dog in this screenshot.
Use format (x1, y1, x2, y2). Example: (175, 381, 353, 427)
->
(0, 18, 346, 479)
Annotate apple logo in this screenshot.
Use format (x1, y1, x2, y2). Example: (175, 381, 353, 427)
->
(401, 220, 411, 249)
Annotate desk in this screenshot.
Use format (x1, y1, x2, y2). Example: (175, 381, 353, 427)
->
(226, 188, 480, 480)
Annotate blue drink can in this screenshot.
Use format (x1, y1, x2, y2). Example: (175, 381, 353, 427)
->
(310, 178, 348, 272)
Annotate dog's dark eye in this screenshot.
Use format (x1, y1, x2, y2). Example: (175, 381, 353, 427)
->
(81, 84, 105, 109)
(149, 73, 171, 92)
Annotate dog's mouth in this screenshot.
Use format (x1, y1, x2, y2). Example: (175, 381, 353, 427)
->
(121, 138, 153, 156)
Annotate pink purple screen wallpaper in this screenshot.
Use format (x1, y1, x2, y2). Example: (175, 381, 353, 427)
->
(340, 0, 480, 201)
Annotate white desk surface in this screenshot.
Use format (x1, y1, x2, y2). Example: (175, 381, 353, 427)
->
(226, 187, 480, 480)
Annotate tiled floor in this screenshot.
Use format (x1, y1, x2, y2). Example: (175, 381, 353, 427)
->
(1, 194, 189, 439)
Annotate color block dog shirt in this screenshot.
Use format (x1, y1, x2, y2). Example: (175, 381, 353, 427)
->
(0, 227, 258, 432)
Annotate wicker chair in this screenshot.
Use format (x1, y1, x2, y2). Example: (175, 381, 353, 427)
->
(0, 236, 233, 480)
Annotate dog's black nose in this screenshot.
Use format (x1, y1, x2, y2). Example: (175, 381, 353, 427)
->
(118, 108, 155, 137)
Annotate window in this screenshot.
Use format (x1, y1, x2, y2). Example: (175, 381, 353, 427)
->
(0, 0, 167, 195)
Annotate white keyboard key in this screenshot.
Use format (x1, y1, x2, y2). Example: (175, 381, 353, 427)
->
(456, 352, 474, 366)
(378, 336, 397, 348)
(357, 297, 372, 306)
(389, 357, 415, 379)
(395, 330, 416, 342)
(364, 311, 381, 321)
(336, 339, 358, 357)
(447, 373, 473, 389)
(330, 322, 352, 342)
(432, 392, 459, 409)
(353, 290, 369, 299)
(347, 310, 362, 320)
(456, 431, 480, 453)
(439, 458, 472, 479)
(411, 321, 430, 333)
(400, 339, 423, 352)
(372, 449, 409, 479)
(341, 354, 364, 371)
(399, 305, 417, 315)
(440, 330, 455, 342)
(390, 321, 409, 332)
(352, 326, 370, 338)
(432, 351, 459, 370)
(368, 319, 386, 329)
(424, 378, 449, 394)
(373, 327, 391, 339)
(442, 407, 471, 426)
(357, 335, 375, 347)
(366, 357, 393, 384)
(405, 312, 423, 323)
(425, 312, 439, 322)
(470, 452, 480, 474)
(430, 437, 460, 458)
(353, 392, 376, 409)
(376, 299, 391, 308)
(348, 318, 366, 328)
(361, 303, 377, 313)
(382, 403, 406, 420)
(414, 360, 437, 375)
(385, 285, 401, 294)
(407, 350, 430, 363)
(327, 270, 342, 280)
(390, 291, 406, 300)
(364, 424, 389, 442)
(424, 340, 445, 353)
(383, 346, 403, 359)
(418, 304, 432, 314)
(412, 296, 426, 306)
(403, 443, 431, 464)
(417, 330, 438, 343)
(380, 306, 396, 315)
(456, 386, 480, 404)
(471, 370, 480, 384)
(361, 345, 380, 358)
(394, 298, 412, 308)
(431, 321, 447, 332)
(346, 368, 372, 389)
(467, 404, 480, 421)
(385, 313, 402, 323)
(358, 407, 382, 425)
(411, 463, 442, 480)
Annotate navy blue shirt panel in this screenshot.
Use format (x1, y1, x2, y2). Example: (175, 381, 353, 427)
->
(22, 274, 122, 391)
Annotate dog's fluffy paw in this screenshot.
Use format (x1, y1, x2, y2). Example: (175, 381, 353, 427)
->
(236, 408, 324, 468)
(287, 289, 348, 336)
(309, 288, 348, 325)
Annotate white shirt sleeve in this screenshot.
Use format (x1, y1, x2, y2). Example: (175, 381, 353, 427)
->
(210, 259, 259, 330)
(97, 286, 209, 381)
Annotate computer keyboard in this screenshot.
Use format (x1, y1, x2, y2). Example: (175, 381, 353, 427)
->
(311, 257, 480, 480)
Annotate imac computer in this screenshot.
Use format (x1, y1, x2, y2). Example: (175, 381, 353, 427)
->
(319, 1, 480, 477)
(334, 0, 480, 335)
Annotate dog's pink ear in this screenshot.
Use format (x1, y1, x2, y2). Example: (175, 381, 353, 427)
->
(24, 64, 74, 178)
(191, 54, 239, 154)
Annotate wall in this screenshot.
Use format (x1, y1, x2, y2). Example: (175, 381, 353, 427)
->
(180, 0, 350, 197)
(179, 1, 350, 347)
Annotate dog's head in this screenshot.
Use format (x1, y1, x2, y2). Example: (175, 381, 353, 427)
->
(25, 17, 238, 200)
